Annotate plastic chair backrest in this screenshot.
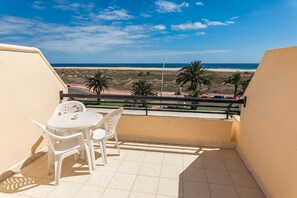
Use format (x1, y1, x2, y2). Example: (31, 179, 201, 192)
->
(51, 101, 86, 118)
(31, 119, 56, 152)
(102, 108, 123, 138)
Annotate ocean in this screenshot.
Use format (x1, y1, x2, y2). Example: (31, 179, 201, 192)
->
(51, 63, 258, 70)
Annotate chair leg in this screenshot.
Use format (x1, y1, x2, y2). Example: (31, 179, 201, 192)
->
(102, 139, 107, 164)
(74, 153, 78, 161)
(54, 156, 63, 185)
(98, 141, 105, 165)
(114, 134, 120, 155)
(80, 149, 85, 160)
(84, 145, 93, 174)
(47, 150, 53, 175)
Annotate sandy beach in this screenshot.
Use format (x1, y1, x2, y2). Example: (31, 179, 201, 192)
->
(54, 67, 254, 96)
(56, 66, 256, 72)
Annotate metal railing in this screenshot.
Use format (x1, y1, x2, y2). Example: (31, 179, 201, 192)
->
(60, 91, 246, 119)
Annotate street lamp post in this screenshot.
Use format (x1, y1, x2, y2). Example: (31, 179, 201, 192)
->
(160, 58, 167, 97)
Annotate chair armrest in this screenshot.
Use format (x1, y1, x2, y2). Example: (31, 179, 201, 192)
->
(46, 132, 85, 147)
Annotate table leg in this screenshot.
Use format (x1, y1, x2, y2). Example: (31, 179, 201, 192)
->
(84, 130, 96, 170)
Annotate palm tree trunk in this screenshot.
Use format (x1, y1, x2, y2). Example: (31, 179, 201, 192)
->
(97, 93, 101, 105)
(234, 85, 238, 98)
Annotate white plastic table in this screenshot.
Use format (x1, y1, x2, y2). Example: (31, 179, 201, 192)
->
(46, 112, 103, 170)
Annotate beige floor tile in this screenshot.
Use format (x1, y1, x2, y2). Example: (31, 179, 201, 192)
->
(20, 159, 44, 173)
(95, 159, 123, 173)
(73, 185, 105, 198)
(235, 186, 265, 198)
(106, 148, 129, 161)
(164, 145, 186, 154)
(182, 167, 207, 183)
(182, 146, 200, 155)
(155, 195, 176, 198)
(47, 181, 82, 198)
(224, 160, 249, 172)
(101, 188, 130, 198)
(124, 150, 146, 162)
(157, 178, 182, 197)
(62, 170, 91, 184)
(209, 184, 238, 198)
(117, 161, 141, 175)
(138, 163, 162, 177)
(205, 170, 233, 185)
(183, 180, 210, 198)
(160, 165, 183, 180)
(203, 158, 226, 171)
(20, 178, 56, 198)
(163, 153, 183, 167)
(129, 191, 155, 198)
(0, 192, 19, 198)
(147, 143, 166, 152)
(126, 142, 150, 150)
(229, 172, 258, 187)
(0, 174, 40, 195)
(220, 149, 241, 161)
(21, 163, 49, 179)
(85, 170, 114, 187)
(120, 143, 147, 152)
(183, 155, 204, 169)
(200, 149, 222, 159)
(0, 147, 265, 198)
(108, 173, 136, 190)
(132, 176, 159, 194)
(143, 152, 164, 164)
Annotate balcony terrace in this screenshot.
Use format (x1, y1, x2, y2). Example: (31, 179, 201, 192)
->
(1, 44, 297, 198)
(0, 140, 264, 198)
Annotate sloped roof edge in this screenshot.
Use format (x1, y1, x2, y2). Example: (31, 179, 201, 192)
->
(0, 43, 67, 89)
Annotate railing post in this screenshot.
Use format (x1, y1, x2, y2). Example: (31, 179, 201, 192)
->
(243, 96, 247, 107)
(59, 90, 64, 102)
(226, 103, 232, 119)
(144, 100, 148, 116)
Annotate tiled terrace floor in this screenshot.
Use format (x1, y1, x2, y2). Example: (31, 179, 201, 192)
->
(0, 141, 265, 198)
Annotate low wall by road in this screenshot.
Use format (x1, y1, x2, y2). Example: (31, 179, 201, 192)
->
(116, 115, 234, 148)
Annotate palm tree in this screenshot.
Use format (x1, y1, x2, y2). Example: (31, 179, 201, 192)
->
(224, 72, 242, 98)
(131, 80, 156, 96)
(176, 60, 212, 97)
(236, 74, 253, 97)
(85, 72, 110, 103)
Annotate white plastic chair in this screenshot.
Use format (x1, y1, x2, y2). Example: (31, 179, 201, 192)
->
(51, 101, 86, 118)
(31, 120, 92, 185)
(92, 108, 124, 164)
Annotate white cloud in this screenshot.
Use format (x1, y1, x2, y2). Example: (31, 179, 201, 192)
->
(32, 1, 46, 10)
(154, 25, 166, 30)
(140, 13, 152, 18)
(196, 2, 204, 6)
(225, 21, 235, 24)
(0, 16, 162, 53)
(156, 0, 189, 13)
(202, 17, 239, 26)
(196, 32, 206, 36)
(53, 2, 94, 12)
(230, 16, 239, 20)
(171, 22, 207, 30)
(95, 7, 133, 20)
(120, 49, 230, 57)
(202, 19, 227, 26)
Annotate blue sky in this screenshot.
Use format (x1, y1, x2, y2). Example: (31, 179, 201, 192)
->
(0, 0, 297, 63)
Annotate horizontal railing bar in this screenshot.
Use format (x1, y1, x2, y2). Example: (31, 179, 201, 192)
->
(85, 105, 240, 114)
(63, 93, 244, 104)
(82, 100, 240, 109)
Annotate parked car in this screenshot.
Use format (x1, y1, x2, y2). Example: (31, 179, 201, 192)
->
(212, 95, 225, 99)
